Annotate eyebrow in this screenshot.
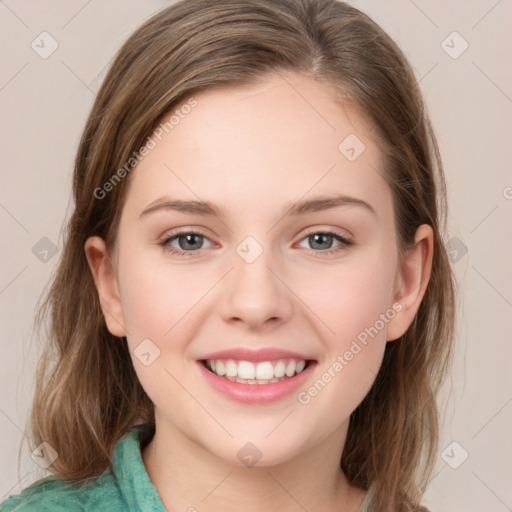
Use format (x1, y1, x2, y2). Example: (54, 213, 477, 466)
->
(139, 194, 377, 219)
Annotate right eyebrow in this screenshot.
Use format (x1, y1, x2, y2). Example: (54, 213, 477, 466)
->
(139, 198, 222, 218)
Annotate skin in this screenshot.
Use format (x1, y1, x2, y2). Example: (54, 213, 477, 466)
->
(85, 72, 433, 512)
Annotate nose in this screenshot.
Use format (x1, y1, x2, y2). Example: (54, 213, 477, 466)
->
(219, 247, 293, 331)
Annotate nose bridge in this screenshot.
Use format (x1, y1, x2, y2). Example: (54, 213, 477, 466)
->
(220, 235, 292, 327)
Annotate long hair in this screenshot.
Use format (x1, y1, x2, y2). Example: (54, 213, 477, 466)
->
(28, 1, 455, 510)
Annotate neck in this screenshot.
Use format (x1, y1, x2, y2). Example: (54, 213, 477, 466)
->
(141, 416, 366, 512)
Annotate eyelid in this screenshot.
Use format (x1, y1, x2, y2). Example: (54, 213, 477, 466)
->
(157, 227, 217, 251)
(158, 225, 354, 257)
(159, 226, 352, 243)
(159, 226, 215, 242)
(298, 225, 353, 243)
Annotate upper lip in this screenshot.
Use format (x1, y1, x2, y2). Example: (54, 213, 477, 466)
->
(199, 348, 315, 362)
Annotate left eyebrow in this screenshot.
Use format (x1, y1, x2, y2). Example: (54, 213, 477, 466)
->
(138, 194, 377, 219)
(282, 194, 377, 217)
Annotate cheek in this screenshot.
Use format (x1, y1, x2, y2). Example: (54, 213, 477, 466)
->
(299, 257, 396, 346)
(295, 255, 395, 400)
(293, 260, 395, 421)
(116, 253, 201, 403)
(117, 245, 203, 342)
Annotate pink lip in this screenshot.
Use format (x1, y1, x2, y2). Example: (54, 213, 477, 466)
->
(199, 348, 313, 362)
(197, 360, 317, 404)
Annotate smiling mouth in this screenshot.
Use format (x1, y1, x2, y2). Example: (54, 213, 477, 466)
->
(201, 358, 313, 385)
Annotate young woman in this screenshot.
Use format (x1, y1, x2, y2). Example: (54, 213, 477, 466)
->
(1, 1, 455, 510)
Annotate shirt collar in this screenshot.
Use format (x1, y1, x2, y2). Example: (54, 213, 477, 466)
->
(111, 426, 167, 512)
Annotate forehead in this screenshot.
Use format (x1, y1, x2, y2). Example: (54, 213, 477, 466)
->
(122, 72, 390, 220)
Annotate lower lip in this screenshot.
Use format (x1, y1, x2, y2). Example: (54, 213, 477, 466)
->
(197, 361, 316, 404)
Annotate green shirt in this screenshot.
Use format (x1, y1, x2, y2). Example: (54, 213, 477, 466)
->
(1, 427, 375, 511)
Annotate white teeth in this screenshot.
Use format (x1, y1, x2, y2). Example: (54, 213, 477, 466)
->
(255, 362, 274, 380)
(215, 360, 226, 376)
(225, 360, 237, 377)
(237, 361, 256, 380)
(285, 360, 296, 377)
(206, 358, 308, 382)
(274, 361, 285, 378)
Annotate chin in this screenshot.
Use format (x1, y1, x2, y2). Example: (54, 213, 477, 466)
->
(203, 433, 311, 469)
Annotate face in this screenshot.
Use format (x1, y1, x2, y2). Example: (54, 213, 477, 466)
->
(87, 72, 430, 467)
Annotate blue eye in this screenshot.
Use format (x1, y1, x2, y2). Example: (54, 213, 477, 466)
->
(297, 232, 352, 254)
(160, 231, 213, 256)
(159, 229, 352, 257)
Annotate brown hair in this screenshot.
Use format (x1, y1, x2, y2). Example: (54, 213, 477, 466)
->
(28, 0, 455, 510)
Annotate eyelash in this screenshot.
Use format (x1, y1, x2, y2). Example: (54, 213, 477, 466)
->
(158, 228, 353, 258)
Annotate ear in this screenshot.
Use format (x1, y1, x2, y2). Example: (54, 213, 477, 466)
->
(386, 224, 434, 342)
(84, 236, 126, 337)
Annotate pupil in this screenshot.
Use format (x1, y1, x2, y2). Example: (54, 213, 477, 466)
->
(180, 234, 202, 250)
(310, 233, 332, 250)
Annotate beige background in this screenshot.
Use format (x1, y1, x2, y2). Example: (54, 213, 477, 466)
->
(1, 1, 511, 510)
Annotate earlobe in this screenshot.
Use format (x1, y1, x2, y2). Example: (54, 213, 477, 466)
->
(386, 224, 434, 341)
(84, 236, 126, 337)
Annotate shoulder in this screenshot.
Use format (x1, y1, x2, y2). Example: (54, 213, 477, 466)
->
(0, 470, 121, 512)
(1, 427, 152, 512)
(1, 476, 86, 512)
(356, 483, 432, 512)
